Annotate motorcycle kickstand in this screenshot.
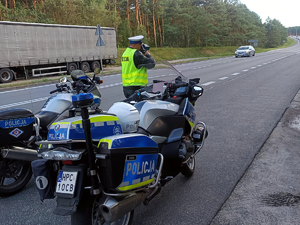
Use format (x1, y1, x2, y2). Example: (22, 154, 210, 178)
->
(144, 186, 161, 206)
(160, 176, 173, 186)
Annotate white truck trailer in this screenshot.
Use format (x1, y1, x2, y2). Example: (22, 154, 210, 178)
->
(0, 21, 117, 83)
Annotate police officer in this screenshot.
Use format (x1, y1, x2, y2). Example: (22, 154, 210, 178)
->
(121, 35, 155, 98)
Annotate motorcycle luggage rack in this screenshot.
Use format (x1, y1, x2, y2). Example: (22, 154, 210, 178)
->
(103, 153, 164, 197)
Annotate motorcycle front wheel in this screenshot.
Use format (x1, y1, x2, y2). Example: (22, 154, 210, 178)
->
(0, 159, 32, 196)
(181, 157, 195, 177)
(71, 190, 134, 225)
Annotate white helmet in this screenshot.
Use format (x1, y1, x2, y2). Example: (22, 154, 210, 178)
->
(107, 102, 140, 133)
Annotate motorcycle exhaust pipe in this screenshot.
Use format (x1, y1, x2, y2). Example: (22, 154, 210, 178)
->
(100, 192, 147, 223)
(1, 146, 39, 162)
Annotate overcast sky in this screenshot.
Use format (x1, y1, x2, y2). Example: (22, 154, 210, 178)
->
(239, 0, 297, 27)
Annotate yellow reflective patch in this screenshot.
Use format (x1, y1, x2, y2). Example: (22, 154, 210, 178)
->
(90, 116, 119, 123)
(98, 139, 112, 148)
(52, 122, 69, 125)
(189, 121, 194, 129)
(118, 179, 153, 191)
(71, 115, 119, 125)
(122, 73, 148, 79)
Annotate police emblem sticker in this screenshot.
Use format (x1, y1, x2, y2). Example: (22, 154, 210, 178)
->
(9, 128, 24, 138)
(113, 126, 122, 135)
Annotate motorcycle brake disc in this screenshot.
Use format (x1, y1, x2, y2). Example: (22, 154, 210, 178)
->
(0, 159, 22, 178)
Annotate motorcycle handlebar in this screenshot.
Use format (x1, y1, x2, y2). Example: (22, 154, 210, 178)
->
(50, 89, 60, 94)
(168, 82, 188, 89)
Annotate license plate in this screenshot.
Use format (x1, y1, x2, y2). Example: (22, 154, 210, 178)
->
(56, 171, 77, 195)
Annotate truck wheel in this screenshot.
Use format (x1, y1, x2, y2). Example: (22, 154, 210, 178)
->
(80, 62, 90, 73)
(68, 63, 78, 74)
(91, 61, 101, 72)
(0, 68, 13, 83)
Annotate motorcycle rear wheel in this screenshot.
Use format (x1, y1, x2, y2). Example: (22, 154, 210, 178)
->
(71, 190, 134, 225)
(0, 159, 32, 196)
(181, 157, 195, 177)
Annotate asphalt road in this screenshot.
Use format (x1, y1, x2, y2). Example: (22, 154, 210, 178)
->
(1, 40, 300, 225)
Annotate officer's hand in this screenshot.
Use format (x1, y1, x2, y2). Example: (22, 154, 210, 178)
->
(144, 50, 149, 56)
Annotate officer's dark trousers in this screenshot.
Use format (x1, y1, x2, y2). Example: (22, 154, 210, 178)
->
(123, 86, 143, 98)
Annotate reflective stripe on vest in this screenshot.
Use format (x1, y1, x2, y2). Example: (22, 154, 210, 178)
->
(121, 48, 148, 86)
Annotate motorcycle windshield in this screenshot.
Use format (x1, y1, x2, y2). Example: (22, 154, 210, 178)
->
(147, 60, 188, 93)
(155, 60, 188, 82)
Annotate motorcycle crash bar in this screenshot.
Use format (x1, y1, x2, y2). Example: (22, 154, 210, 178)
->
(1, 146, 39, 162)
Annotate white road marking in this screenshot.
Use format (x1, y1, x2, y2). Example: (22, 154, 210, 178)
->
(201, 81, 215, 86)
(0, 84, 54, 94)
(231, 73, 240, 76)
(219, 77, 228, 80)
(251, 67, 256, 69)
(0, 97, 49, 109)
(257, 65, 262, 66)
(242, 70, 248, 72)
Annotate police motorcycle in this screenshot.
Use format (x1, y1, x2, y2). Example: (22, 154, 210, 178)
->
(32, 61, 207, 225)
(0, 69, 102, 196)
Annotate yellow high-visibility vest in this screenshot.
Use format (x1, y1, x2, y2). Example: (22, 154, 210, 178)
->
(121, 48, 148, 87)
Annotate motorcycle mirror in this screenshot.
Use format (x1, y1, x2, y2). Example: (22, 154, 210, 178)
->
(191, 85, 203, 97)
(60, 77, 67, 83)
(94, 68, 101, 75)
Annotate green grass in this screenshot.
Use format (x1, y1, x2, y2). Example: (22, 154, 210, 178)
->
(116, 38, 296, 66)
(116, 46, 238, 66)
(255, 38, 295, 53)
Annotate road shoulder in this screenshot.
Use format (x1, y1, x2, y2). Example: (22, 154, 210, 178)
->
(211, 90, 300, 225)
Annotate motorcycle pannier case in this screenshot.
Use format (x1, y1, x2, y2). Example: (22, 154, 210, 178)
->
(97, 134, 159, 192)
(0, 108, 34, 146)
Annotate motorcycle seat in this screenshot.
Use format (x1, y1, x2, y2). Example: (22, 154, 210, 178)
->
(0, 108, 33, 120)
(35, 111, 59, 130)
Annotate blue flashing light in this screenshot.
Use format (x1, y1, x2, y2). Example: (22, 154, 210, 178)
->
(72, 93, 93, 102)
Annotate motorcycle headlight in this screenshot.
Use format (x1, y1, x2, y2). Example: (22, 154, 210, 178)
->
(40, 147, 84, 161)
